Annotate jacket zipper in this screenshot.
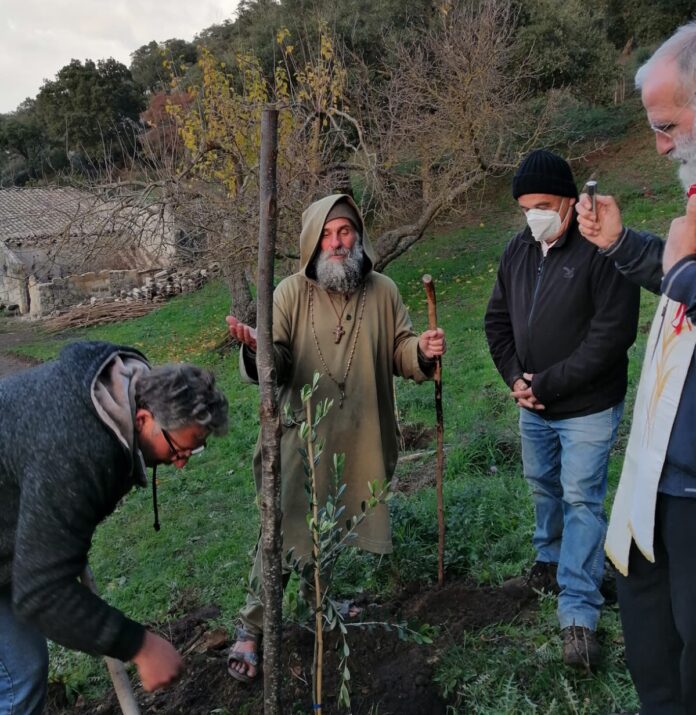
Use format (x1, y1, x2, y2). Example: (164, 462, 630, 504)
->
(528, 253, 546, 328)
(523, 251, 547, 374)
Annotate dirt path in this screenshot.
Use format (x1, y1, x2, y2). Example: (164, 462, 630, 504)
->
(0, 317, 44, 377)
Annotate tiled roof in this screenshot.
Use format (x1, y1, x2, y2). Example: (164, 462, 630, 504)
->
(0, 187, 106, 241)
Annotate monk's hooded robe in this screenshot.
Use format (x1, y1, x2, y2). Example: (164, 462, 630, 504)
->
(241, 194, 433, 561)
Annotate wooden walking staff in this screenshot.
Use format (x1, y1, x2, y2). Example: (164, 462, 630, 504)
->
(80, 566, 141, 715)
(422, 274, 445, 587)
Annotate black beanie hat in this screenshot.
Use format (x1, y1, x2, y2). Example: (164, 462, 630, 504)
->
(512, 149, 578, 200)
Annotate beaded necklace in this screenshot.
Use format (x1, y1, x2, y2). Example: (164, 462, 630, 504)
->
(309, 283, 367, 408)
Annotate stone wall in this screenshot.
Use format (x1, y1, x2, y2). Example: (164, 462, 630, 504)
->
(28, 264, 220, 318)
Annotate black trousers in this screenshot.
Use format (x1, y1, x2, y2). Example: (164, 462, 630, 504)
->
(617, 494, 696, 715)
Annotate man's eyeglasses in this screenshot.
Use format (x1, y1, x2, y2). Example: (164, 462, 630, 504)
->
(161, 427, 206, 460)
(648, 101, 694, 139)
(650, 121, 680, 139)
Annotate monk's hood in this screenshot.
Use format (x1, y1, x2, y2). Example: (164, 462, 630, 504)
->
(299, 194, 375, 278)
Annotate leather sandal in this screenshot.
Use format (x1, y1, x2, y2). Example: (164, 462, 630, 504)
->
(227, 625, 261, 683)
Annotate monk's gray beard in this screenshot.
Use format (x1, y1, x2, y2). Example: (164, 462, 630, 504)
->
(315, 241, 365, 294)
(672, 119, 696, 191)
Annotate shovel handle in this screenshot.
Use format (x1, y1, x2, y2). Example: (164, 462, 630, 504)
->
(81, 567, 142, 715)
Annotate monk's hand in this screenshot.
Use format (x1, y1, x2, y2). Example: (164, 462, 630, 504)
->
(419, 328, 446, 358)
(664, 194, 696, 274)
(226, 315, 257, 351)
(576, 192, 623, 249)
(510, 373, 545, 411)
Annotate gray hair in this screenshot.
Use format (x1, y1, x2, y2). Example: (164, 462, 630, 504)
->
(635, 21, 696, 101)
(135, 364, 229, 436)
(315, 239, 365, 293)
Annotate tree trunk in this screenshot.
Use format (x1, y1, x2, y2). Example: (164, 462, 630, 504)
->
(256, 107, 284, 715)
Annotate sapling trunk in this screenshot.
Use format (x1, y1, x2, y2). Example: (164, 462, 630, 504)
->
(305, 397, 324, 715)
(292, 374, 400, 712)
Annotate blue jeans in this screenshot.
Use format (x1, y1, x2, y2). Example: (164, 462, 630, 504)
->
(0, 589, 48, 715)
(519, 403, 623, 631)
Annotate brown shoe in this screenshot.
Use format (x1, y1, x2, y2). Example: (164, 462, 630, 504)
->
(562, 625, 600, 670)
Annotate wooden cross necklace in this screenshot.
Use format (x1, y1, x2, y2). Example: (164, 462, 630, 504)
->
(309, 283, 367, 408)
(328, 293, 351, 343)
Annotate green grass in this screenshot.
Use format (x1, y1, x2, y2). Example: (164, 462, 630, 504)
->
(24, 122, 681, 711)
(435, 596, 638, 714)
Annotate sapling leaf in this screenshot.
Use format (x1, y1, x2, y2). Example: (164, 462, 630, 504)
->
(282, 402, 294, 425)
(339, 683, 350, 708)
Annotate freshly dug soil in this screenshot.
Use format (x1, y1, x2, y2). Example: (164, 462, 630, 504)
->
(45, 579, 536, 714)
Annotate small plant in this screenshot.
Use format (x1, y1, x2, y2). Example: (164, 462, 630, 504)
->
(285, 373, 434, 712)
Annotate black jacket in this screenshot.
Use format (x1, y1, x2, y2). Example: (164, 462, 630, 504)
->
(485, 220, 640, 419)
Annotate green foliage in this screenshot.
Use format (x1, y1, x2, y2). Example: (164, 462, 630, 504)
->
(33, 58, 145, 166)
(513, 0, 620, 103)
(3, 0, 694, 191)
(129, 39, 198, 94)
(0, 102, 62, 186)
(197, 0, 433, 77)
(547, 94, 643, 144)
(434, 596, 639, 714)
(605, 0, 694, 49)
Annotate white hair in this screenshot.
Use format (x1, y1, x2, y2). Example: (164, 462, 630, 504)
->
(315, 240, 365, 294)
(635, 21, 696, 102)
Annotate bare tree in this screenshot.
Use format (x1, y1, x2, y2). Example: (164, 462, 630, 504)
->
(52, 0, 563, 324)
(350, 0, 559, 268)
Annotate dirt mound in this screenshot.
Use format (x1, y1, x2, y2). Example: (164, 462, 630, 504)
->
(45, 578, 535, 714)
(398, 580, 535, 637)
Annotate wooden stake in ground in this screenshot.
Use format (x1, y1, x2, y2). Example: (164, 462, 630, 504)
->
(422, 274, 446, 587)
(256, 106, 284, 715)
(80, 567, 141, 715)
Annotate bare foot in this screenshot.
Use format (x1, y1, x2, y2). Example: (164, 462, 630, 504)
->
(227, 631, 260, 682)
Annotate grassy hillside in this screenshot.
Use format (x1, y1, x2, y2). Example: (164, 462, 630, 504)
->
(17, 124, 684, 713)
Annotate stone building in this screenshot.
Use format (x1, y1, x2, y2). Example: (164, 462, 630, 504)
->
(0, 187, 176, 316)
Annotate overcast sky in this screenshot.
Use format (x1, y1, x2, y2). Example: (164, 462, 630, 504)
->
(0, 0, 240, 113)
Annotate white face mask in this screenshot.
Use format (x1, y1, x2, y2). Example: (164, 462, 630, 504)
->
(525, 199, 567, 243)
